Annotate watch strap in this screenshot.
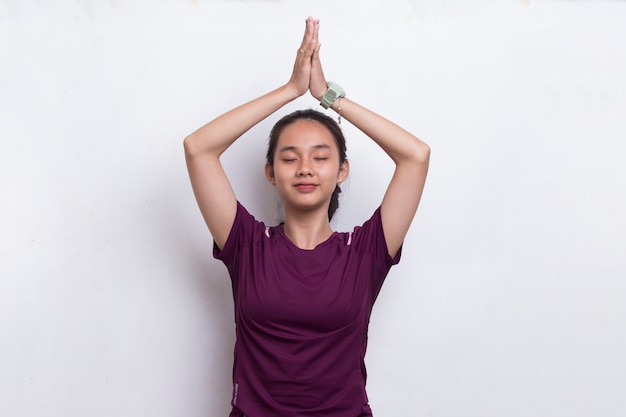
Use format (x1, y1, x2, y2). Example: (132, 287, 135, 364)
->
(320, 82, 345, 109)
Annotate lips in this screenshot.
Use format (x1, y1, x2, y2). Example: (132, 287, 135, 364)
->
(294, 183, 319, 192)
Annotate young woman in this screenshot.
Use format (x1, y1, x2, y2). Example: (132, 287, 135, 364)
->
(184, 16, 430, 417)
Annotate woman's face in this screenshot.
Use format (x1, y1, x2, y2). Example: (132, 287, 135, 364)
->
(265, 119, 349, 216)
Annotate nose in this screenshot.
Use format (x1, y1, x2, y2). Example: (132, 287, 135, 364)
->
(297, 159, 313, 177)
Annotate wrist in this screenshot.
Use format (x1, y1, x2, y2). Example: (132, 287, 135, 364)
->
(319, 82, 346, 109)
(281, 83, 305, 101)
(311, 88, 324, 102)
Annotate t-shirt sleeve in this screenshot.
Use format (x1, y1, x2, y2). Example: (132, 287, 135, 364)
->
(352, 206, 402, 269)
(212, 201, 259, 268)
(351, 206, 403, 303)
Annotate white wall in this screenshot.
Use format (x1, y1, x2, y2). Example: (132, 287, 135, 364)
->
(1, 1, 625, 416)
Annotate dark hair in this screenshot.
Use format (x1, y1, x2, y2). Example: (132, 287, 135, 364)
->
(266, 109, 347, 221)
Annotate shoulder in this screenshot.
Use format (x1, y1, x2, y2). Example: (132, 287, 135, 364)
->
(350, 206, 401, 265)
(213, 201, 269, 260)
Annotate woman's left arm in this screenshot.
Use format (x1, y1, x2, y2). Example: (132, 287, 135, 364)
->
(308, 23, 430, 258)
(331, 97, 430, 259)
(309, 32, 430, 257)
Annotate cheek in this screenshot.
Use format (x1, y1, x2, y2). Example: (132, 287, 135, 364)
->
(272, 166, 293, 186)
(329, 163, 343, 178)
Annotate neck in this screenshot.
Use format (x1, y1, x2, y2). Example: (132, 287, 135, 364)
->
(282, 208, 333, 250)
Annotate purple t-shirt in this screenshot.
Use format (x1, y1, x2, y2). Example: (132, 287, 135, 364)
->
(213, 202, 401, 417)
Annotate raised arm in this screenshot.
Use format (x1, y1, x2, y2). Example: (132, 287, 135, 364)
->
(309, 24, 430, 259)
(332, 99, 430, 259)
(183, 17, 320, 250)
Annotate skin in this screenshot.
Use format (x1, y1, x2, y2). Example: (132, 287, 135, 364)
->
(184, 16, 430, 256)
(265, 119, 349, 249)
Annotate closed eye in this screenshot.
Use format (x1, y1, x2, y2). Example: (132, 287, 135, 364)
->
(314, 157, 328, 161)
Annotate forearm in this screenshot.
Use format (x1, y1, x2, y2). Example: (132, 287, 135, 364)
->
(184, 84, 300, 157)
(329, 97, 430, 166)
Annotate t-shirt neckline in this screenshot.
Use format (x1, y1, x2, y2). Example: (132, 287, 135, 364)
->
(274, 223, 340, 252)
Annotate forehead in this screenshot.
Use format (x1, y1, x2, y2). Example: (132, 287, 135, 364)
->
(276, 119, 337, 152)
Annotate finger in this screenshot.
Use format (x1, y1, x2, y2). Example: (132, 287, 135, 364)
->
(312, 42, 321, 63)
(309, 19, 320, 54)
(298, 17, 310, 47)
(311, 20, 321, 62)
(311, 21, 322, 70)
(298, 17, 312, 52)
(298, 17, 316, 57)
(313, 18, 320, 46)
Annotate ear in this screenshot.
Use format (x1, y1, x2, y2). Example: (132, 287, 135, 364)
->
(265, 163, 275, 185)
(337, 159, 350, 184)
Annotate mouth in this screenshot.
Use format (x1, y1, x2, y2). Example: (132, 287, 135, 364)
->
(294, 183, 319, 192)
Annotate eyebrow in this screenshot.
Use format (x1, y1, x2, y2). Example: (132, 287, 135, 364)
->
(278, 144, 332, 153)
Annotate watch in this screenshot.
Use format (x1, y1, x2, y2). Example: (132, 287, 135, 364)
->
(320, 82, 346, 109)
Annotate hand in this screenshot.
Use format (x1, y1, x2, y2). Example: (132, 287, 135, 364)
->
(309, 19, 328, 101)
(286, 17, 319, 97)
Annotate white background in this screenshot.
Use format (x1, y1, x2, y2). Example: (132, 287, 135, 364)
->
(1, 1, 625, 416)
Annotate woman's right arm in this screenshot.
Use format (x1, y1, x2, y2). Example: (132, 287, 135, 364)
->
(183, 17, 319, 250)
(184, 87, 299, 250)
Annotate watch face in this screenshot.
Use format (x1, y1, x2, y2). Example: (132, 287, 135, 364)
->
(328, 82, 345, 97)
(321, 82, 345, 108)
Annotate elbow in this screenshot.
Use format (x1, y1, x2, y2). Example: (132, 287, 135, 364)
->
(183, 133, 197, 156)
(184, 130, 225, 159)
(183, 134, 194, 155)
(183, 132, 206, 158)
(392, 138, 430, 168)
(416, 141, 430, 165)
(406, 138, 430, 166)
